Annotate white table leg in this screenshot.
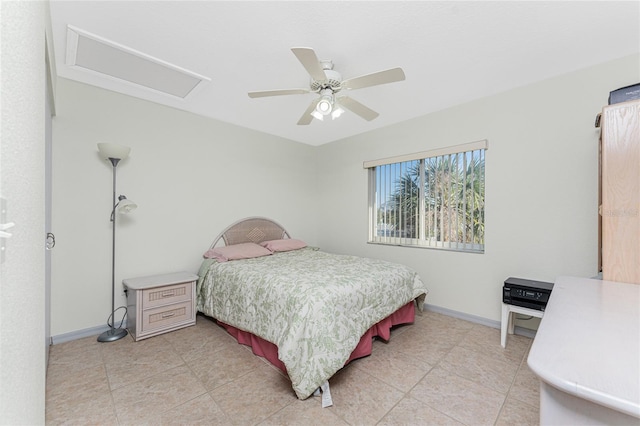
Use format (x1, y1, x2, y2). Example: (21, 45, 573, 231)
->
(508, 310, 515, 335)
(501, 303, 509, 348)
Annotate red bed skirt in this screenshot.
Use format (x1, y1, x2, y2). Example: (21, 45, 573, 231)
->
(218, 301, 415, 374)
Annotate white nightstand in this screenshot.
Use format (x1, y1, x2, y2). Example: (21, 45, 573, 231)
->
(124, 271, 199, 341)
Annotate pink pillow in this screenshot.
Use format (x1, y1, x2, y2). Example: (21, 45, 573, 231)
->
(260, 239, 307, 253)
(203, 243, 272, 262)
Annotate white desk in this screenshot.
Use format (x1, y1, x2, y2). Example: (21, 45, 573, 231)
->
(528, 276, 640, 425)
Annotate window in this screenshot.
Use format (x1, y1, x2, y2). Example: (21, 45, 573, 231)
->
(365, 140, 487, 253)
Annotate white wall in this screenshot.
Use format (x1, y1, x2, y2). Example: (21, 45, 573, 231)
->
(0, 1, 46, 423)
(315, 54, 640, 326)
(52, 54, 639, 337)
(51, 79, 318, 336)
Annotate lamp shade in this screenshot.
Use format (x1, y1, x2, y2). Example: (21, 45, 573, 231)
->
(116, 197, 137, 214)
(98, 143, 131, 160)
(315, 90, 333, 115)
(331, 105, 344, 120)
(316, 97, 332, 114)
(310, 110, 324, 121)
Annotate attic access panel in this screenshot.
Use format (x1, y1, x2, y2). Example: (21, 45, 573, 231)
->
(65, 25, 210, 98)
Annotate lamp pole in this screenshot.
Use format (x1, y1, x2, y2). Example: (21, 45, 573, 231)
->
(97, 157, 128, 342)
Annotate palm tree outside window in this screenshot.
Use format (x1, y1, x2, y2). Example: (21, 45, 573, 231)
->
(366, 141, 486, 253)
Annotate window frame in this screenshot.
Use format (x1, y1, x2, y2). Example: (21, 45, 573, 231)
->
(365, 140, 487, 253)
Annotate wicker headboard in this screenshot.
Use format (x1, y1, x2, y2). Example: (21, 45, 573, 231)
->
(209, 217, 291, 249)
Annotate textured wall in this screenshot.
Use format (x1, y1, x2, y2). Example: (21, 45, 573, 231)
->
(0, 1, 46, 423)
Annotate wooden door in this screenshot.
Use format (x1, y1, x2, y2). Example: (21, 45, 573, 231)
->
(601, 100, 640, 284)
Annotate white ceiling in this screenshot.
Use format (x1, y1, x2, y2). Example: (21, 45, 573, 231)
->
(49, 1, 640, 146)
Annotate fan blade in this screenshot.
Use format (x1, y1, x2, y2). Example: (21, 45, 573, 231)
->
(342, 67, 405, 90)
(248, 88, 310, 98)
(297, 99, 319, 125)
(291, 47, 327, 82)
(338, 96, 379, 121)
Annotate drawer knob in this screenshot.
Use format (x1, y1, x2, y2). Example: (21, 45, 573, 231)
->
(161, 291, 176, 297)
(161, 312, 176, 319)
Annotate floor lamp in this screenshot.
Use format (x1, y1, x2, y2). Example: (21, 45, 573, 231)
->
(97, 143, 137, 343)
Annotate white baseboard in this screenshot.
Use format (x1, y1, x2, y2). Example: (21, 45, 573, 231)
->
(51, 321, 128, 345)
(52, 303, 537, 345)
(423, 303, 537, 339)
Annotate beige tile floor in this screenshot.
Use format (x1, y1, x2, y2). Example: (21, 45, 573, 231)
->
(46, 311, 540, 425)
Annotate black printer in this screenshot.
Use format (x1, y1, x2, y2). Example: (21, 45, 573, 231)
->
(503, 277, 553, 311)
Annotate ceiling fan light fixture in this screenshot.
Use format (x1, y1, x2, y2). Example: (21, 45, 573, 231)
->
(317, 99, 332, 114)
(315, 89, 334, 116)
(310, 110, 324, 121)
(331, 105, 344, 120)
(249, 47, 404, 125)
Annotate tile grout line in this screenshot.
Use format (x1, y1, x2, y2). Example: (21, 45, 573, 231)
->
(493, 336, 535, 425)
(389, 322, 476, 426)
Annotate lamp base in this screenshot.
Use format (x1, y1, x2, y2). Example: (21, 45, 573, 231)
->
(97, 327, 128, 343)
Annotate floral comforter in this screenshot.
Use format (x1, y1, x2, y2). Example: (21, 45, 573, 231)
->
(196, 247, 428, 399)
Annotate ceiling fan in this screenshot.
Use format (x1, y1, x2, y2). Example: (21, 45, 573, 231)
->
(248, 47, 406, 125)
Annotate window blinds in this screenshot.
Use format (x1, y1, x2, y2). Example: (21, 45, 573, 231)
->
(363, 140, 488, 169)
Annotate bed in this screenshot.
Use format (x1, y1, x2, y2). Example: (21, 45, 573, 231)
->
(196, 217, 428, 400)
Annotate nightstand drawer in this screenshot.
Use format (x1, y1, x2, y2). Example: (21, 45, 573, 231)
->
(141, 301, 193, 332)
(124, 271, 198, 341)
(142, 282, 192, 309)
